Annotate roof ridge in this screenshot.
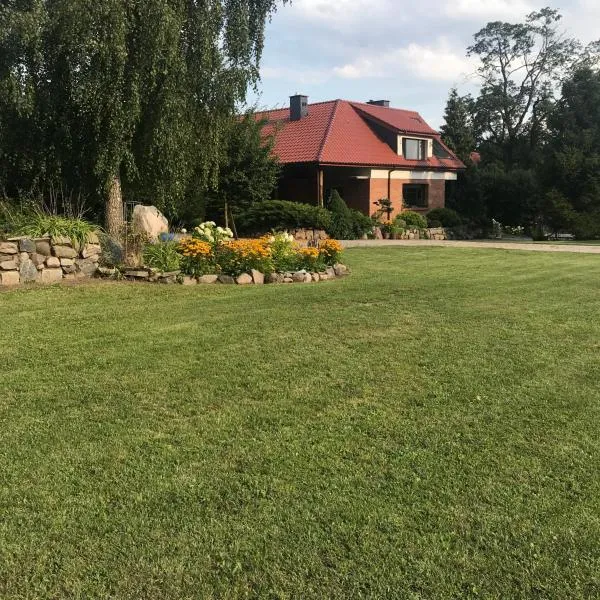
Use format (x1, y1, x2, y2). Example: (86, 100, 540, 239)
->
(254, 99, 337, 116)
(317, 99, 342, 163)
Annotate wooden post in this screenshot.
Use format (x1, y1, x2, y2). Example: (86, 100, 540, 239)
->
(317, 167, 324, 207)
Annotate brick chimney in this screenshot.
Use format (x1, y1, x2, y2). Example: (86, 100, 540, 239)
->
(290, 94, 308, 121)
(367, 100, 390, 108)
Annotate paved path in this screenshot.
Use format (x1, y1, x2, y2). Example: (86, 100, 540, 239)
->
(341, 239, 600, 254)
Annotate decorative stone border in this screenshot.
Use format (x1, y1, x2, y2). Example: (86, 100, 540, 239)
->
(97, 263, 351, 285)
(0, 235, 101, 286)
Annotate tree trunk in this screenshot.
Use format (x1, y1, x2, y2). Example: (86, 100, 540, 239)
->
(105, 174, 124, 238)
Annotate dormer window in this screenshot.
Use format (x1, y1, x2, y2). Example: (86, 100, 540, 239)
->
(403, 138, 427, 160)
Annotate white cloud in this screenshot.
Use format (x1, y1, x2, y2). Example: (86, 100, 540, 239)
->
(444, 0, 536, 20)
(261, 66, 330, 85)
(333, 39, 476, 83)
(290, 0, 393, 24)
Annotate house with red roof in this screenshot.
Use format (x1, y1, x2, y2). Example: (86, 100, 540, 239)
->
(257, 95, 465, 218)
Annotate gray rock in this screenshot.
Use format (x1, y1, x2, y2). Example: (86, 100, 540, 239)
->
(0, 242, 18, 254)
(218, 274, 235, 284)
(124, 269, 150, 279)
(52, 245, 78, 259)
(311, 272, 320, 282)
(333, 263, 349, 277)
(180, 276, 196, 286)
(60, 258, 74, 266)
(0, 261, 18, 271)
(250, 269, 264, 285)
(325, 266, 336, 278)
(35, 240, 52, 256)
(86, 232, 100, 245)
(19, 259, 38, 283)
(0, 254, 16, 263)
(19, 238, 36, 253)
(266, 272, 284, 284)
(45, 256, 61, 268)
(62, 264, 77, 274)
(236, 273, 253, 285)
(132, 205, 169, 240)
(319, 272, 330, 281)
(31, 253, 46, 267)
(198, 274, 219, 284)
(51, 236, 72, 246)
(283, 277, 294, 283)
(82, 244, 102, 259)
(98, 266, 117, 277)
(292, 271, 306, 282)
(75, 259, 99, 277)
(0, 270, 20, 286)
(40, 268, 63, 284)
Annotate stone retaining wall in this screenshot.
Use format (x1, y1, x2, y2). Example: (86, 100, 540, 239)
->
(0, 234, 101, 286)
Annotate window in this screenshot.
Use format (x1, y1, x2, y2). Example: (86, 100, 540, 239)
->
(403, 184, 428, 208)
(403, 138, 426, 160)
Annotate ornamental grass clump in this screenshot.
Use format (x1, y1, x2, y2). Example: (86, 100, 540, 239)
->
(143, 241, 182, 272)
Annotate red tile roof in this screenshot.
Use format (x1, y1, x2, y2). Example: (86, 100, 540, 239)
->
(257, 100, 465, 170)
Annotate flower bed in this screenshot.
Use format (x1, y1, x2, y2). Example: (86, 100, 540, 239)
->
(109, 225, 350, 286)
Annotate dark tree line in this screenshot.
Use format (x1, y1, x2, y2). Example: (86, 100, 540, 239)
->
(441, 7, 600, 238)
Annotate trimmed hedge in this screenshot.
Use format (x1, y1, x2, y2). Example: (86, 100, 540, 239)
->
(426, 208, 462, 228)
(236, 200, 332, 235)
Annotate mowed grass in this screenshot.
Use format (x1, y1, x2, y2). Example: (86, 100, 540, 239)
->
(1, 247, 600, 599)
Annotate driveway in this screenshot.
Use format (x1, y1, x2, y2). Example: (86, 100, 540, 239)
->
(341, 239, 600, 254)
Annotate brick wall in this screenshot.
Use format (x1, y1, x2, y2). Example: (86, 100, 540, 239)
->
(369, 178, 446, 218)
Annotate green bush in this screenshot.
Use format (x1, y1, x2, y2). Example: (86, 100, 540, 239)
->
(143, 241, 182, 272)
(400, 210, 427, 230)
(326, 191, 373, 240)
(236, 200, 331, 235)
(426, 208, 462, 228)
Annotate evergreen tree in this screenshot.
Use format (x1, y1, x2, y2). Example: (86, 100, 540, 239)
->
(440, 89, 475, 164)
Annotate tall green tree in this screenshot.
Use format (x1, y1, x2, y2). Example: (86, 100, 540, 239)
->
(204, 112, 280, 225)
(440, 88, 475, 164)
(0, 0, 287, 235)
(467, 7, 583, 167)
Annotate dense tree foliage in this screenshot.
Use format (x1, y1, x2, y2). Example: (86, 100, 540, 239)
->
(445, 7, 600, 236)
(0, 0, 286, 234)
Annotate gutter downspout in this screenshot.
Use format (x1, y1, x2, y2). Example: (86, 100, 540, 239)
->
(388, 168, 402, 212)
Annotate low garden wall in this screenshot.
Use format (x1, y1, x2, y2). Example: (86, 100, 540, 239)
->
(0, 235, 101, 286)
(372, 227, 449, 241)
(113, 263, 350, 285)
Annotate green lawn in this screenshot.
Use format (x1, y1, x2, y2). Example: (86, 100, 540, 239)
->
(1, 247, 600, 599)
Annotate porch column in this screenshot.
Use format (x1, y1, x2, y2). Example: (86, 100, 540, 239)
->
(317, 167, 324, 207)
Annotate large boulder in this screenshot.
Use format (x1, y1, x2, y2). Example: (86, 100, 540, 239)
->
(132, 205, 169, 240)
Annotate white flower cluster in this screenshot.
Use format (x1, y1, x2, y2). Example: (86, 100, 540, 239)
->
(193, 221, 233, 244)
(269, 231, 294, 244)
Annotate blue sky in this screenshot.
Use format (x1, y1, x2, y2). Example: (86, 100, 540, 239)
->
(249, 0, 599, 129)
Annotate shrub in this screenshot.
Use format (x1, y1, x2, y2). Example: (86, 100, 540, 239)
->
(237, 200, 331, 235)
(400, 210, 427, 230)
(326, 191, 373, 240)
(143, 241, 181, 272)
(319, 239, 343, 266)
(178, 238, 216, 276)
(426, 207, 462, 228)
(192, 221, 233, 245)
